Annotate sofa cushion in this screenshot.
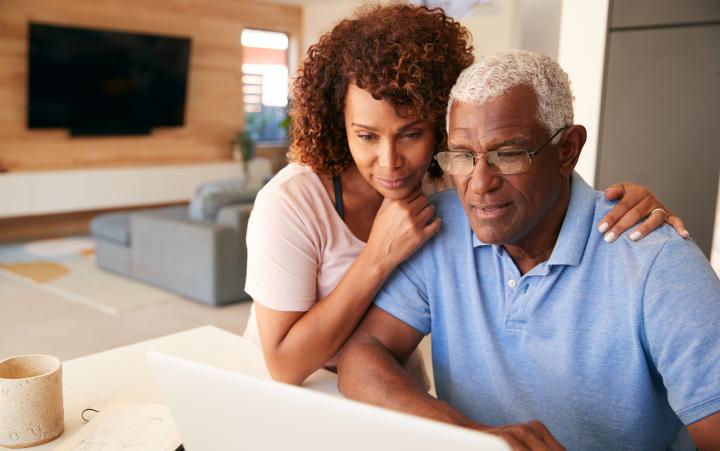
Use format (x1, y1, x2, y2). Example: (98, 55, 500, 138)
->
(136, 205, 190, 221)
(188, 177, 257, 222)
(90, 212, 131, 246)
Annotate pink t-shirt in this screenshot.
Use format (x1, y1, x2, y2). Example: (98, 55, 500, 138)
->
(243, 163, 365, 343)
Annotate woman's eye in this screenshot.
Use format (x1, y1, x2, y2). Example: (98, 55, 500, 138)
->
(357, 134, 377, 141)
(402, 131, 421, 140)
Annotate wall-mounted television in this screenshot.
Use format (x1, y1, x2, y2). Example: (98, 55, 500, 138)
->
(28, 23, 191, 136)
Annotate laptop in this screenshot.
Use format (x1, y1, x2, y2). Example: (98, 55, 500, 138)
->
(147, 351, 510, 451)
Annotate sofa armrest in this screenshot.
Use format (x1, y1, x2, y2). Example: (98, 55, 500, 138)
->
(216, 203, 253, 230)
(129, 212, 249, 306)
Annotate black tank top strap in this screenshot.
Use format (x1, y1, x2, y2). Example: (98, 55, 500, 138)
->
(332, 175, 344, 220)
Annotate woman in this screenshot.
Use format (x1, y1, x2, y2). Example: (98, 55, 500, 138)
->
(243, 4, 686, 385)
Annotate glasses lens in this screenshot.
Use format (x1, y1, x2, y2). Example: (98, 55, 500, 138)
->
(437, 152, 474, 175)
(487, 150, 530, 175)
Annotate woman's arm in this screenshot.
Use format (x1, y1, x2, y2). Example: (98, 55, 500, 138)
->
(255, 191, 440, 385)
(599, 182, 689, 243)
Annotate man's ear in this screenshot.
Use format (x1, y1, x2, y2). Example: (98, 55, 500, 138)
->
(557, 125, 586, 177)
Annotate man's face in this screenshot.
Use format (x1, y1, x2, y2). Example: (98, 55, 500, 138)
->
(447, 85, 566, 245)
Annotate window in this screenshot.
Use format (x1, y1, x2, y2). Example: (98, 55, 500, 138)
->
(241, 29, 289, 144)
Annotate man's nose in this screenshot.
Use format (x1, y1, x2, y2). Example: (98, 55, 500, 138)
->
(468, 156, 502, 194)
(378, 140, 401, 169)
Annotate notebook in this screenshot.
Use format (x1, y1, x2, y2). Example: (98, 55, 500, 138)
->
(55, 402, 180, 451)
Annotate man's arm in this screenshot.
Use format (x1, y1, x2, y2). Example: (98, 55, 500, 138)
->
(337, 306, 469, 424)
(688, 413, 720, 451)
(337, 306, 565, 451)
(641, 238, 720, 450)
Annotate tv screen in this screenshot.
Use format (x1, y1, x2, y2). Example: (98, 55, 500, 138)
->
(28, 23, 191, 136)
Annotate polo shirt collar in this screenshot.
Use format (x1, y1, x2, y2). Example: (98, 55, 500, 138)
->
(546, 172, 595, 267)
(471, 172, 595, 267)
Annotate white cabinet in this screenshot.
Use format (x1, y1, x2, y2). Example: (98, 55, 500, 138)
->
(0, 159, 272, 218)
(596, 1, 720, 257)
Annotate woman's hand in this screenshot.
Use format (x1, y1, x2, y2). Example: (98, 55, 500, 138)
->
(599, 182, 689, 243)
(365, 190, 441, 274)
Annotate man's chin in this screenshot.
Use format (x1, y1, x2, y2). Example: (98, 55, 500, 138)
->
(470, 223, 516, 245)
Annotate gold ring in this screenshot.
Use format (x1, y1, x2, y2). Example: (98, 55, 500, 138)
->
(650, 207, 668, 222)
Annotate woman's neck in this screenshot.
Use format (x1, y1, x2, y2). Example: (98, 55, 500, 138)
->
(339, 164, 383, 210)
(320, 164, 383, 243)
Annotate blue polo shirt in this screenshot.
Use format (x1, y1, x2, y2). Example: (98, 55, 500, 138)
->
(374, 173, 720, 450)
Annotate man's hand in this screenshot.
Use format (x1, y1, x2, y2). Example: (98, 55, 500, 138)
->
(472, 420, 566, 451)
(338, 307, 566, 451)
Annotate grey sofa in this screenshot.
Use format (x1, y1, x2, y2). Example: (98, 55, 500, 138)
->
(90, 185, 258, 306)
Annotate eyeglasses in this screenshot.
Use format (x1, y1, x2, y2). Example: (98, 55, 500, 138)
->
(435, 126, 568, 176)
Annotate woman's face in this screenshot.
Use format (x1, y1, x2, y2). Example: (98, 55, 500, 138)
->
(344, 84, 436, 200)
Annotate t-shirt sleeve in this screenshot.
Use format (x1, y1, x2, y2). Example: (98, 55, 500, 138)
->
(244, 187, 318, 311)
(642, 237, 720, 425)
(373, 253, 432, 336)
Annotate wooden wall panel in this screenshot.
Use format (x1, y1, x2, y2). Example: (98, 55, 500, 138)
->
(0, 201, 187, 243)
(0, 0, 301, 172)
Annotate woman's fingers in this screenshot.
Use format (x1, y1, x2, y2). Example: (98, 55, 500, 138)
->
(666, 214, 690, 239)
(600, 182, 690, 242)
(603, 183, 626, 202)
(416, 202, 435, 223)
(624, 207, 667, 242)
(598, 183, 636, 235)
(423, 217, 442, 240)
(601, 193, 653, 243)
(416, 203, 441, 241)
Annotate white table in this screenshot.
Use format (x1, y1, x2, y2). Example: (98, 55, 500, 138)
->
(4, 326, 339, 450)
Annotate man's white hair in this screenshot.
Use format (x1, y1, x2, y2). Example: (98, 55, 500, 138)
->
(447, 50, 574, 141)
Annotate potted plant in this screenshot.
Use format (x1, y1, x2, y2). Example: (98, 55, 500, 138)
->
(232, 130, 256, 174)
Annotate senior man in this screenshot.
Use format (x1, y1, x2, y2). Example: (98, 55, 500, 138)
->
(336, 50, 720, 450)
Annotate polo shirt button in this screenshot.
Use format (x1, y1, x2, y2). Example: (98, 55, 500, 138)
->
(508, 279, 517, 288)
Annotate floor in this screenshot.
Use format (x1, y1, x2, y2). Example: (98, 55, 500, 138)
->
(0, 268, 252, 361)
(0, 237, 434, 382)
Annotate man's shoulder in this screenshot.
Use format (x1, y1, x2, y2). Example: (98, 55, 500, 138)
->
(592, 194, 682, 254)
(397, 189, 473, 264)
(429, 189, 466, 222)
(427, 189, 473, 241)
(585, 194, 715, 289)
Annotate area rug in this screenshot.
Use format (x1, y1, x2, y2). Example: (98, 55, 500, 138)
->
(24, 237, 95, 258)
(0, 261, 70, 283)
(0, 237, 183, 315)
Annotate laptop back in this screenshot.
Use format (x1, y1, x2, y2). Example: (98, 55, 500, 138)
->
(148, 351, 509, 451)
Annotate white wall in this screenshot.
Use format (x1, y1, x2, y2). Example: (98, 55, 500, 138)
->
(301, 0, 365, 55)
(557, 0, 610, 186)
(517, 0, 562, 59)
(459, 0, 520, 58)
(300, 0, 521, 60)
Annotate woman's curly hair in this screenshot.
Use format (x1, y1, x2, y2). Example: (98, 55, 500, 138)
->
(289, 3, 474, 178)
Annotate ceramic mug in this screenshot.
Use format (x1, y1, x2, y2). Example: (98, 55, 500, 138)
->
(0, 354, 64, 448)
